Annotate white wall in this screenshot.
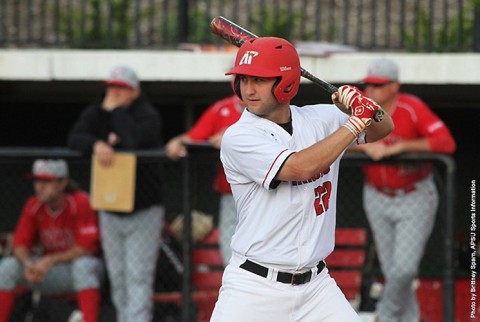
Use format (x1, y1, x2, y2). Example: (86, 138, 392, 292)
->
(1, 49, 479, 84)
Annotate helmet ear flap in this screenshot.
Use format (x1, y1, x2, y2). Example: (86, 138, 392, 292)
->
(233, 76, 242, 101)
(271, 77, 281, 102)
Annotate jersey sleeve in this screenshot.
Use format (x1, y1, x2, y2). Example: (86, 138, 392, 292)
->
(12, 198, 38, 249)
(220, 125, 294, 190)
(413, 99, 456, 153)
(73, 192, 100, 254)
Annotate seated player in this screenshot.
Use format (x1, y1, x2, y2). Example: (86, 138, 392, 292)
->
(0, 159, 103, 322)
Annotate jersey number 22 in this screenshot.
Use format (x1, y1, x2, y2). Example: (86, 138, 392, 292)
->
(314, 181, 332, 216)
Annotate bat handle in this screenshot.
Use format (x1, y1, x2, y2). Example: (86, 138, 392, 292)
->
(324, 82, 338, 94)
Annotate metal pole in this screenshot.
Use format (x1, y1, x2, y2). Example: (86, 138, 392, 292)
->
(474, 6, 480, 52)
(181, 155, 193, 322)
(441, 155, 456, 322)
(178, 0, 189, 44)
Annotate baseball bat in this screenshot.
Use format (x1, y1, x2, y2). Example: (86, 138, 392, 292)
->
(210, 16, 384, 122)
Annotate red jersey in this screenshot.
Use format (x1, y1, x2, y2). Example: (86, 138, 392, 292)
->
(12, 190, 100, 255)
(187, 95, 244, 193)
(364, 93, 456, 189)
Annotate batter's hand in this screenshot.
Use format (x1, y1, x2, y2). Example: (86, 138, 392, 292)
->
(332, 85, 381, 126)
(335, 86, 382, 138)
(330, 94, 352, 115)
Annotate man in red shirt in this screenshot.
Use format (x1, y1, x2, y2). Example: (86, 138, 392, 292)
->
(166, 94, 245, 264)
(0, 159, 103, 322)
(353, 58, 456, 322)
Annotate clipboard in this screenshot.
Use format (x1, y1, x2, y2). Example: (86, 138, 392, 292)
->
(90, 152, 137, 212)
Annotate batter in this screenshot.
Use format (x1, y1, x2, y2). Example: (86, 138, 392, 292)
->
(210, 37, 394, 322)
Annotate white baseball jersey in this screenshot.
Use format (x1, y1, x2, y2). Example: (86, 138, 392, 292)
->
(220, 104, 364, 272)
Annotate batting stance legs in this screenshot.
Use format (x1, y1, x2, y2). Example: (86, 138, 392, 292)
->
(210, 254, 360, 322)
(364, 176, 438, 322)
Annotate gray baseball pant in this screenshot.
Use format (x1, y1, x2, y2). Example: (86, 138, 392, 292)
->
(0, 256, 103, 294)
(100, 205, 164, 322)
(364, 175, 438, 322)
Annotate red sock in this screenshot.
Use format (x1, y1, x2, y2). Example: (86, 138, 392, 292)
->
(77, 289, 100, 322)
(0, 291, 16, 322)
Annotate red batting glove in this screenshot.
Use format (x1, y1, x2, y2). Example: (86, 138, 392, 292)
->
(334, 85, 381, 138)
(336, 85, 380, 123)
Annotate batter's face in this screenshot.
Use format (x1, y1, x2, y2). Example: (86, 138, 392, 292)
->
(239, 76, 287, 122)
(34, 179, 67, 204)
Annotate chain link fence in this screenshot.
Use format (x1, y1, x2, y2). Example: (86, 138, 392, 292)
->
(0, 148, 456, 322)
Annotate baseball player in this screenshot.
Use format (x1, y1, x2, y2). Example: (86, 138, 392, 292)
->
(0, 159, 103, 322)
(352, 57, 456, 322)
(166, 93, 245, 264)
(210, 37, 394, 322)
(68, 65, 164, 322)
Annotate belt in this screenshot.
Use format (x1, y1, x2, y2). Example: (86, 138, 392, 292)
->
(372, 183, 416, 197)
(240, 259, 326, 285)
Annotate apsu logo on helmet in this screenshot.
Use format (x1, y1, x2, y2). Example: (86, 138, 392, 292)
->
(239, 50, 259, 65)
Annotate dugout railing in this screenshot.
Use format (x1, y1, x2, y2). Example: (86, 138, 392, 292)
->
(0, 147, 456, 322)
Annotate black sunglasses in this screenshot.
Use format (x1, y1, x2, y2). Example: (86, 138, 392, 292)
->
(365, 82, 392, 88)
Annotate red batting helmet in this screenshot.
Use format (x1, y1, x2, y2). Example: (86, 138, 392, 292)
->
(226, 37, 301, 104)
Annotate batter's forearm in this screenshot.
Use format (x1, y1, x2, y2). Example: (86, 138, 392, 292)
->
(365, 112, 394, 143)
(278, 127, 356, 181)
